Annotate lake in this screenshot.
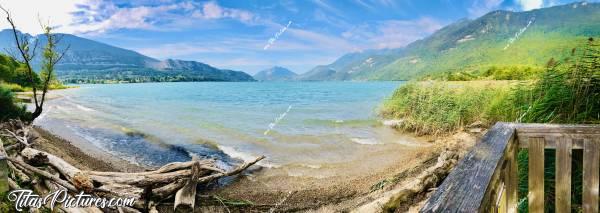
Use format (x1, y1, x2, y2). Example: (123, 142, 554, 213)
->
(36, 81, 423, 173)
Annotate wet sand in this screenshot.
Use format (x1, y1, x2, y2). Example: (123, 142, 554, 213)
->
(202, 131, 480, 212)
(206, 145, 439, 212)
(33, 127, 145, 172)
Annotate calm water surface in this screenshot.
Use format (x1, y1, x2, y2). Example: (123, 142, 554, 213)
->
(37, 81, 409, 170)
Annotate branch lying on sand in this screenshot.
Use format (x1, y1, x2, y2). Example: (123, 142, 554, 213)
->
(0, 120, 265, 211)
(353, 150, 458, 213)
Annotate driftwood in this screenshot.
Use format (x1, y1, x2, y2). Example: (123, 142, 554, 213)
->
(353, 150, 458, 213)
(7, 161, 30, 183)
(382, 150, 458, 212)
(8, 156, 79, 192)
(0, 120, 30, 146)
(0, 121, 265, 212)
(8, 178, 19, 190)
(174, 161, 201, 211)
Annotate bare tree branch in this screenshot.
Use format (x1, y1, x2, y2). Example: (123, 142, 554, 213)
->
(0, 5, 40, 112)
(1, 5, 68, 123)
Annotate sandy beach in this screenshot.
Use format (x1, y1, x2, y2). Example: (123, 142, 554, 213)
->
(31, 122, 479, 212)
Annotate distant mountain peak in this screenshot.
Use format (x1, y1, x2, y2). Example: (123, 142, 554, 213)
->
(253, 66, 297, 81)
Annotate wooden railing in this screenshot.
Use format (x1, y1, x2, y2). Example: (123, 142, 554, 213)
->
(420, 122, 600, 213)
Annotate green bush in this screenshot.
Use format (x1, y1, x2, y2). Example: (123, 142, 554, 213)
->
(0, 85, 30, 121)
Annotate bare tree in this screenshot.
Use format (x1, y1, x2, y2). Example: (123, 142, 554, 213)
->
(0, 6, 69, 123)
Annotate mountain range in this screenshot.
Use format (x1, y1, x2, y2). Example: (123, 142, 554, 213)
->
(0, 30, 254, 83)
(0, 2, 598, 82)
(297, 1, 600, 80)
(253, 66, 298, 81)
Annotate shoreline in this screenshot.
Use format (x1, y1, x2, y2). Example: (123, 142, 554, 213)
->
(32, 126, 146, 172)
(32, 122, 480, 211)
(25, 83, 481, 211)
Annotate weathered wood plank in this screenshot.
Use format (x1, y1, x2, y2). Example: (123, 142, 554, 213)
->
(506, 139, 518, 213)
(518, 135, 591, 149)
(583, 139, 599, 213)
(556, 137, 572, 213)
(420, 122, 516, 212)
(516, 124, 600, 134)
(528, 137, 544, 213)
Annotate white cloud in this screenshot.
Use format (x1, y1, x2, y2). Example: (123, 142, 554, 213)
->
(516, 0, 544, 10)
(0, 0, 85, 34)
(64, 1, 177, 34)
(73, 1, 258, 34)
(192, 1, 255, 23)
(0, 0, 257, 35)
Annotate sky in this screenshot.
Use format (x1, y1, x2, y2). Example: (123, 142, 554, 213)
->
(0, 0, 592, 74)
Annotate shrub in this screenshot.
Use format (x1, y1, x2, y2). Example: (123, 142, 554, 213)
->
(0, 85, 30, 121)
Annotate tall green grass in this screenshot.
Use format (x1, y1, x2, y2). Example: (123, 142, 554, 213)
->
(511, 38, 599, 213)
(381, 38, 599, 212)
(382, 38, 599, 132)
(381, 81, 512, 135)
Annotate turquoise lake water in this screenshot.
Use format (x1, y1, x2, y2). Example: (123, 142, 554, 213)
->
(36, 81, 409, 170)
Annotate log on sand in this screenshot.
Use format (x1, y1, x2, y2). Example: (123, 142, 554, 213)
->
(1, 123, 265, 211)
(12, 145, 264, 209)
(174, 161, 201, 211)
(353, 150, 458, 213)
(8, 156, 79, 192)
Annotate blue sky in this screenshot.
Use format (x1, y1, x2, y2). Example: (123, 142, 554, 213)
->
(0, 0, 593, 74)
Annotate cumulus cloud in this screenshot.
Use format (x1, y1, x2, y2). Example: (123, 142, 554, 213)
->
(0, 0, 257, 35)
(516, 0, 544, 10)
(191, 1, 255, 23)
(0, 0, 85, 34)
(65, 1, 178, 34)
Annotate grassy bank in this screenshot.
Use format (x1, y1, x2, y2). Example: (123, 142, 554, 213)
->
(381, 38, 599, 212)
(382, 38, 599, 134)
(380, 80, 515, 135)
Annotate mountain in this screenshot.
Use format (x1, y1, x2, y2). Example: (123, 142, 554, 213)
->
(298, 48, 403, 81)
(149, 59, 254, 81)
(253, 66, 297, 81)
(0, 30, 254, 83)
(299, 2, 600, 81)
